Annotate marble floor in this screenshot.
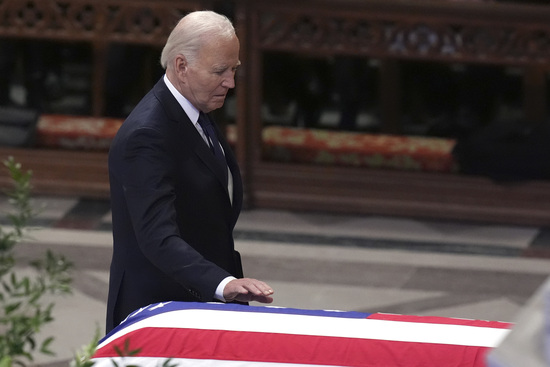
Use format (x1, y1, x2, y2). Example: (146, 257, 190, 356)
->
(1, 195, 549, 366)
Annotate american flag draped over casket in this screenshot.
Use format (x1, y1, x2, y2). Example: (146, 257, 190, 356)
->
(91, 302, 511, 367)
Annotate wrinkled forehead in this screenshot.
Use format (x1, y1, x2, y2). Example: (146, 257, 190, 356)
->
(195, 34, 240, 66)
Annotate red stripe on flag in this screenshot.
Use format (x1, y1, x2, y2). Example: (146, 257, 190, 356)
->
(93, 327, 493, 367)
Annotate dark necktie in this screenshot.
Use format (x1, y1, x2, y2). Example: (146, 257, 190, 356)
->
(198, 112, 228, 182)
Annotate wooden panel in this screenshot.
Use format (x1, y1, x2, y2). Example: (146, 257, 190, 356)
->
(0, 148, 109, 198)
(250, 162, 550, 226)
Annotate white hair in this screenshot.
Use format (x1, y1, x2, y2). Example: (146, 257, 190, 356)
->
(160, 10, 236, 70)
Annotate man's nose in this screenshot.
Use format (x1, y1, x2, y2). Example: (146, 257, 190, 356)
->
(222, 75, 236, 89)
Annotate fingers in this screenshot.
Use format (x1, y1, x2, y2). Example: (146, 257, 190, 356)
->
(223, 278, 274, 303)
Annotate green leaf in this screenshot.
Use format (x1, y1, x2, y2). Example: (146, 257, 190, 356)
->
(40, 337, 55, 356)
(26, 336, 36, 351)
(113, 345, 124, 357)
(71, 327, 100, 367)
(0, 356, 12, 367)
(162, 358, 178, 367)
(4, 302, 22, 315)
(2, 280, 12, 293)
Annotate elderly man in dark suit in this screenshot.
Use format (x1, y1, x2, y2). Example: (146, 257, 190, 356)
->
(106, 10, 274, 333)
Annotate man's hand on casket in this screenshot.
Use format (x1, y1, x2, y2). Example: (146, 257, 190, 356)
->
(224, 278, 274, 303)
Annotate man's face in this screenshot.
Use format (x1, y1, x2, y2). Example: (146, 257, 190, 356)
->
(184, 35, 240, 113)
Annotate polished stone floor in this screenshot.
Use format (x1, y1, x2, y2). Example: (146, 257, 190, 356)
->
(1, 195, 549, 366)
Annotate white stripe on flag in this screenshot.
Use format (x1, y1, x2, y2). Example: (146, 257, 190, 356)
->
(98, 309, 509, 350)
(92, 357, 336, 367)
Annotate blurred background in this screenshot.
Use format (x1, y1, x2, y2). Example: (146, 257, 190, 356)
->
(0, 1, 549, 365)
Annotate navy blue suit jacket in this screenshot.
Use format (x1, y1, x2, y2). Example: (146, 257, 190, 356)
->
(106, 78, 244, 332)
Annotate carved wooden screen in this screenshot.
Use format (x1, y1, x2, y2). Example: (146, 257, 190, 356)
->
(246, 0, 550, 65)
(0, 0, 214, 44)
(0, 0, 214, 115)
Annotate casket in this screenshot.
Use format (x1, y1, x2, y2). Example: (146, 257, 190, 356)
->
(92, 302, 510, 367)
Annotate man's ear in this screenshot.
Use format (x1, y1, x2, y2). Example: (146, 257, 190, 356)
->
(174, 55, 188, 77)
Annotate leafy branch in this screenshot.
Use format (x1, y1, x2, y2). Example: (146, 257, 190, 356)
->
(0, 157, 73, 367)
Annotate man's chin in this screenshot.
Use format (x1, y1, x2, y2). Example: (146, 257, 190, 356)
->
(209, 100, 226, 111)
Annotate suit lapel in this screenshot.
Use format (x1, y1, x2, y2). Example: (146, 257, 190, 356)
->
(153, 79, 234, 201)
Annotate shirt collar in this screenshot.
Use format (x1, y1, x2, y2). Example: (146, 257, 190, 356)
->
(163, 74, 200, 125)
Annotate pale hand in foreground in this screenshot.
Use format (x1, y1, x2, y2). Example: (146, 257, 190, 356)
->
(223, 278, 274, 303)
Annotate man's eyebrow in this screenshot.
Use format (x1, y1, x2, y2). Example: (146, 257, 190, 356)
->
(213, 61, 241, 71)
